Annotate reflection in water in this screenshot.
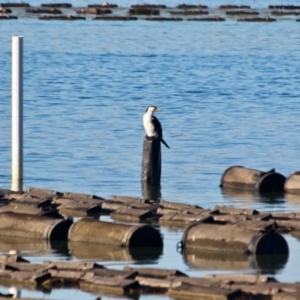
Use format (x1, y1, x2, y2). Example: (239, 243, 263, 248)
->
(259, 192, 285, 204)
(221, 188, 285, 204)
(8, 287, 21, 298)
(141, 181, 161, 202)
(285, 193, 300, 204)
(182, 248, 288, 275)
(182, 248, 250, 271)
(0, 235, 163, 264)
(49, 240, 71, 257)
(290, 231, 300, 242)
(0, 236, 70, 258)
(248, 253, 289, 275)
(129, 247, 163, 263)
(70, 241, 163, 263)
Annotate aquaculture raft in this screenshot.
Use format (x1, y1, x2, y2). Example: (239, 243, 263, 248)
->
(0, 187, 298, 255)
(0, 254, 299, 299)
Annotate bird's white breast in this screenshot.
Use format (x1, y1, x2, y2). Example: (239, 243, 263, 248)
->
(143, 113, 156, 137)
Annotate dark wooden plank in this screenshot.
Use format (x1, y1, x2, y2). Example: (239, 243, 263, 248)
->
(5, 263, 45, 272)
(229, 283, 279, 296)
(169, 283, 242, 299)
(0, 255, 29, 264)
(101, 202, 129, 212)
(183, 208, 213, 215)
(110, 196, 142, 203)
(111, 209, 154, 222)
(63, 192, 104, 200)
(159, 212, 178, 220)
(213, 214, 246, 222)
(123, 267, 187, 278)
(159, 213, 209, 227)
(214, 205, 259, 215)
(161, 200, 202, 210)
(80, 277, 140, 295)
(205, 274, 272, 284)
(58, 203, 101, 216)
(271, 212, 297, 219)
(157, 207, 178, 215)
(12, 197, 52, 208)
(276, 219, 300, 230)
(136, 275, 172, 288)
(26, 187, 63, 198)
(234, 220, 276, 231)
(42, 261, 104, 270)
(171, 276, 221, 288)
(0, 271, 52, 286)
(53, 197, 106, 206)
(273, 291, 300, 300)
(91, 268, 137, 279)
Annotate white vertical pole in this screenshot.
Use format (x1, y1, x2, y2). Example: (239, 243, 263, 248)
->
(11, 36, 23, 192)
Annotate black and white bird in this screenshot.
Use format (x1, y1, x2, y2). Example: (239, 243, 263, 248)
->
(143, 106, 170, 149)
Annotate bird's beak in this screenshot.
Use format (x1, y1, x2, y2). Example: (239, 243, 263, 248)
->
(155, 108, 160, 112)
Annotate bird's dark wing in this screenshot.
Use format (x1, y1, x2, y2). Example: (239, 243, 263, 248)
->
(152, 115, 170, 149)
(152, 115, 163, 138)
(161, 138, 170, 149)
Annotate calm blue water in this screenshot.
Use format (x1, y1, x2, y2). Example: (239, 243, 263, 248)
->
(1, 0, 300, 298)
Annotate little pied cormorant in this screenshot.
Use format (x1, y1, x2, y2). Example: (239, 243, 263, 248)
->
(143, 106, 170, 149)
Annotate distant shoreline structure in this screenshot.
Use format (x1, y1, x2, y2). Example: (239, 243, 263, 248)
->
(2, 2, 300, 22)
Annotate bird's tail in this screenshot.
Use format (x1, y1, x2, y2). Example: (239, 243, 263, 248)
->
(161, 138, 170, 149)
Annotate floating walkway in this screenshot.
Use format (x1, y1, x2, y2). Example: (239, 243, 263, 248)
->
(2, 2, 300, 22)
(0, 254, 299, 299)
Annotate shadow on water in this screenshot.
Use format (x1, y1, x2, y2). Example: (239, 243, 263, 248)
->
(221, 187, 285, 205)
(182, 248, 288, 275)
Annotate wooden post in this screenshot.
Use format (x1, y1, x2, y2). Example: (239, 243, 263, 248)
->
(141, 137, 161, 185)
(141, 181, 161, 201)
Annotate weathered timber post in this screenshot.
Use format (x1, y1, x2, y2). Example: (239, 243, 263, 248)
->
(142, 136, 161, 184)
(141, 181, 161, 201)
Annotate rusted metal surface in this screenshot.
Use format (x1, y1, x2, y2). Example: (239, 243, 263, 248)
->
(181, 221, 288, 254)
(220, 166, 286, 192)
(0, 212, 72, 240)
(284, 172, 300, 195)
(68, 218, 163, 247)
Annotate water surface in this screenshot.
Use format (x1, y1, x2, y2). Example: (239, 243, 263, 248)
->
(1, 0, 300, 298)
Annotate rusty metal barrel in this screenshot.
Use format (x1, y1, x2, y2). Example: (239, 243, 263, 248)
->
(284, 171, 300, 194)
(180, 222, 288, 255)
(220, 166, 286, 192)
(68, 218, 163, 247)
(0, 212, 72, 240)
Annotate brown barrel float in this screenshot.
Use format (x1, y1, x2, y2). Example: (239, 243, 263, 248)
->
(180, 221, 288, 255)
(68, 218, 163, 248)
(0, 212, 72, 240)
(284, 171, 300, 194)
(220, 166, 286, 192)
